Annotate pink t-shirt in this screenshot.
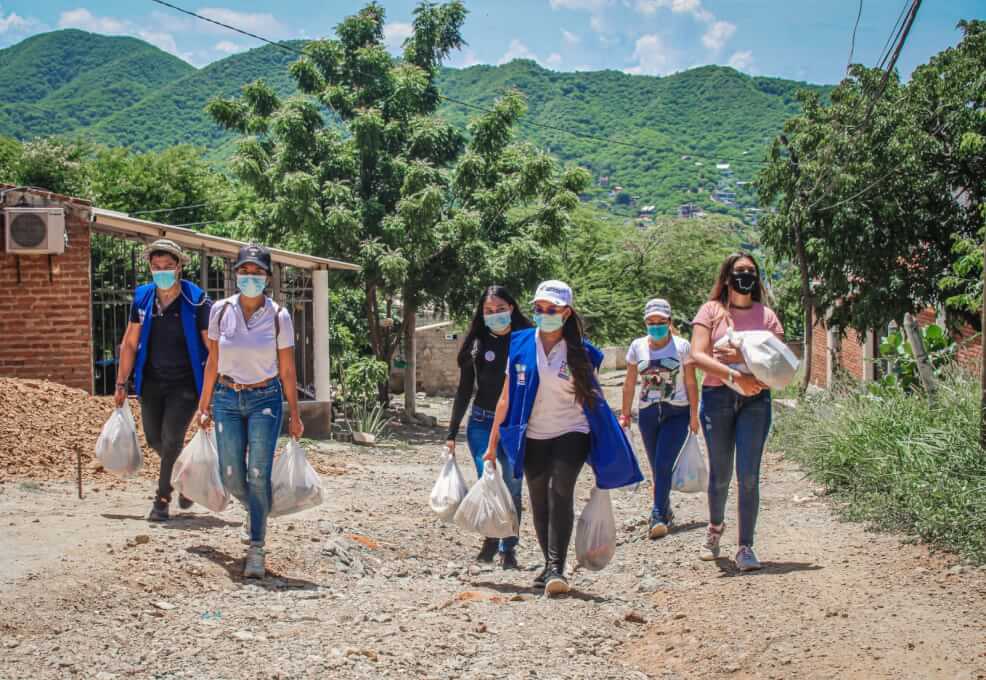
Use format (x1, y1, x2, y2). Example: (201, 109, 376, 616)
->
(692, 301, 784, 387)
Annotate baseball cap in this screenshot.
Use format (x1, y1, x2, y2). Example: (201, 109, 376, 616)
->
(234, 244, 273, 274)
(644, 298, 672, 320)
(143, 238, 189, 264)
(531, 280, 573, 307)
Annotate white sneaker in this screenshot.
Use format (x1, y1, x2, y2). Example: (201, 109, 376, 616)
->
(700, 523, 724, 561)
(244, 545, 265, 579)
(735, 546, 762, 572)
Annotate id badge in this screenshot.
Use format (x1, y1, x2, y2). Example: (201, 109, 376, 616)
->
(516, 363, 527, 386)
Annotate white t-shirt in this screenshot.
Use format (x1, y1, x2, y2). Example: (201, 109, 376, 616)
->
(625, 335, 692, 408)
(525, 332, 591, 440)
(208, 295, 295, 385)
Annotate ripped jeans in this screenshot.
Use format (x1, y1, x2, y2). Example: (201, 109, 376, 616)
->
(212, 379, 284, 546)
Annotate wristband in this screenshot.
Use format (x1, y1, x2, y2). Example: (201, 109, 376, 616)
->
(726, 370, 735, 384)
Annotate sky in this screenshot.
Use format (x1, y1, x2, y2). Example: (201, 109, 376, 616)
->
(0, 1, 981, 83)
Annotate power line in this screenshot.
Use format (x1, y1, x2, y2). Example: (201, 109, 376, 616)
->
(846, 0, 864, 73)
(877, 0, 911, 70)
(148, 0, 766, 167)
(863, 0, 921, 124)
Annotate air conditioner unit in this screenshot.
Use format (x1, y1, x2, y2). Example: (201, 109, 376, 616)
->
(4, 208, 65, 255)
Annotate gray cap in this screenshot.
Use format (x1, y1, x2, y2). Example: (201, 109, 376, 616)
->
(644, 298, 672, 320)
(143, 238, 189, 264)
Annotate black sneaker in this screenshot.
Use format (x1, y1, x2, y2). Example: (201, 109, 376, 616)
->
(147, 498, 169, 522)
(476, 538, 499, 563)
(544, 568, 570, 596)
(500, 550, 520, 570)
(177, 494, 194, 510)
(533, 565, 550, 589)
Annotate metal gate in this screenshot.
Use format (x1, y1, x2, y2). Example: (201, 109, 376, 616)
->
(91, 233, 314, 399)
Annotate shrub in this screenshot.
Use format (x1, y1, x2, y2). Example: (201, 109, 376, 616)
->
(773, 368, 986, 564)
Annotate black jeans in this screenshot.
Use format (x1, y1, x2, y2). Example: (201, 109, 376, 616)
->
(140, 378, 198, 502)
(524, 432, 590, 572)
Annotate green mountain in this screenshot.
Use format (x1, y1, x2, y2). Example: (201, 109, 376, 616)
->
(0, 30, 193, 138)
(0, 30, 827, 213)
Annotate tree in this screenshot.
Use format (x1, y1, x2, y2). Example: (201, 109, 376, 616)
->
(208, 1, 589, 419)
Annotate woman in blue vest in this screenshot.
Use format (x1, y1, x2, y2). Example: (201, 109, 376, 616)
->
(485, 280, 643, 596)
(445, 285, 533, 569)
(197, 244, 304, 580)
(115, 239, 212, 522)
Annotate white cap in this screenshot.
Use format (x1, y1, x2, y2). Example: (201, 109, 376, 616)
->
(644, 298, 672, 320)
(532, 280, 573, 307)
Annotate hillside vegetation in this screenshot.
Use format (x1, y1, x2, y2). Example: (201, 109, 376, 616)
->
(0, 29, 826, 212)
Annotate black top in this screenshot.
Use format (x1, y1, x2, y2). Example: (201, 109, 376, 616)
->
(130, 292, 212, 386)
(446, 329, 512, 440)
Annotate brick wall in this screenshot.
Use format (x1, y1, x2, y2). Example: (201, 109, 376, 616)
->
(840, 328, 864, 381)
(810, 321, 828, 387)
(0, 191, 93, 392)
(391, 323, 463, 397)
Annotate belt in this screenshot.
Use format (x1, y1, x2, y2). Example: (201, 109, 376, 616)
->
(219, 375, 276, 392)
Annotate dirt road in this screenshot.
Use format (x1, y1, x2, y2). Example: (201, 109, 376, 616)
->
(2, 411, 985, 679)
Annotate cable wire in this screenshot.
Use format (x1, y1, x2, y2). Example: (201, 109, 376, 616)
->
(846, 0, 864, 73)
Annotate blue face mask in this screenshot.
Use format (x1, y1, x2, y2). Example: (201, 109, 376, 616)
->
(236, 274, 267, 298)
(484, 311, 512, 333)
(535, 313, 565, 333)
(152, 270, 177, 290)
(647, 324, 670, 341)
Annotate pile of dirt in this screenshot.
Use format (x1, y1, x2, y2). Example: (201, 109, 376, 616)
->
(0, 377, 153, 482)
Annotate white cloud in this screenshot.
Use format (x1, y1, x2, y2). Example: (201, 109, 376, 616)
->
(138, 29, 179, 55)
(633, 0, 712, 22)
(727, 49, 755, 73)
(545, 52, 563, 68)
(561, 28, 581, 46)
(625, 33, 676, 75)
(498, 39, 564, 70)
(449, 47, 482, 68)
(589, 15, 607, 34)
(383, 22, 412, 52)
(0, 10, 27, 33)
(58, 8, 128, 34)
(701, 20, 735, 52)
(196, 8, 287, 37)
(214, 40, 246, 54)
(549, 0, 611, 10)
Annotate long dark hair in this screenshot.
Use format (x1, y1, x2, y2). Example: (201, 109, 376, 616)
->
(561, 308, 598, 410)
(457, 285, 533, 367)
(708, 251, 766, 306)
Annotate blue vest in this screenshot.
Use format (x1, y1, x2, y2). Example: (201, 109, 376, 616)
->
(499, 328, 644, 490)
(133, 280, 208, 397)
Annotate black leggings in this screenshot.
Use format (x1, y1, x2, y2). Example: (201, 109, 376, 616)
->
(140, 379, 198, 501)
(523, 432, 590, 572)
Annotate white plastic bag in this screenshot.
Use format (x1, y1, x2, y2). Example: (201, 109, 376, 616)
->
(430, 448, 468, 521)
(94, 401, 142, 477)
(671, 433, 708, 494)
(453, 460, 519, 538)
(575, 487, 617, 571)
(737, 330, 800, 390)
(170, 429, 229, 512)
(270, 439, 323, 517)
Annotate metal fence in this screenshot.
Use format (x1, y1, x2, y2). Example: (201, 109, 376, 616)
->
(90, 233, 315, 398)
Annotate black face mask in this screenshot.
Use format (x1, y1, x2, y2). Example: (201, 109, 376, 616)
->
(731, 271, 758, 293)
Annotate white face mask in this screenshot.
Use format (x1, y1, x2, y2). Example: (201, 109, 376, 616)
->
(236, 274, 267, 298)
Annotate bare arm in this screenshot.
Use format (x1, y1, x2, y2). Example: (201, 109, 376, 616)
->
(620, 363, 638, 428)
(483, 375, 510, 464)
(278, 347, 304, 439)
(684, 361, 700, 433)
(113, 321, 141, 407)
(691, 324, 761, 395)
(197, 338, 220, 428)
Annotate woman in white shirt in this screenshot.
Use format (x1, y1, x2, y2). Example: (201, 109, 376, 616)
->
(197, 244, 304, 579)
(619, 298, 699, 539)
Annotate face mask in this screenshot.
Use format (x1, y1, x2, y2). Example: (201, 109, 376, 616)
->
(484, 312, 511, 333)
(647, 324, 670, 341)
(152, 270, 177, 290)
(236, 274, 267, 298)
(731, 271, 758, 293)
(535, 313, 565, 333)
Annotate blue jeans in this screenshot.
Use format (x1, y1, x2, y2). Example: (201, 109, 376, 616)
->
(700, 386, 772, 548)
(466, 406, 522, 552)
(638, 402, 690, 523)
(212, 379, 284, 546)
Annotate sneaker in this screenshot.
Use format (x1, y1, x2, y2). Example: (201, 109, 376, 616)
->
(544, 568, 570, 596)
(735, 546, 762, 572)
(243, 545, 266, 579)
(240, 515, 251, 545)
(500, 550, 520, 570)
(147, 497, 169, 522)
(177, 494, 194, 510)
(700, 523, 724, 561)
(533, 565, 550, 589)
(476, 538, 499, 563)
(648, 511, 674, 539)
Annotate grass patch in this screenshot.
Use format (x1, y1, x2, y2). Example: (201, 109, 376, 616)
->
(772, 369, 986, 564)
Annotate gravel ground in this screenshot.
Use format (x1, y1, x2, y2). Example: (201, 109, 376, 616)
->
(1, 388, 985, 680)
